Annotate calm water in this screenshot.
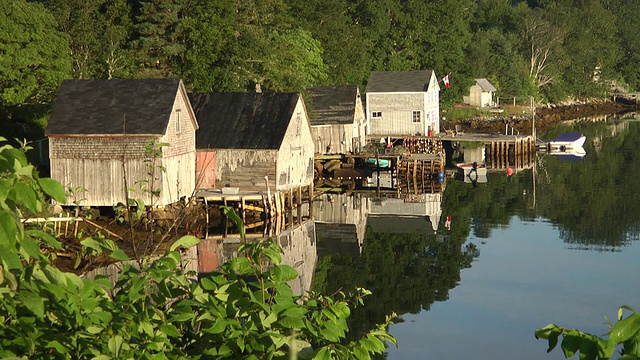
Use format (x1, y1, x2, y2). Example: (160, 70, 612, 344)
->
(312, 113, 640, 359)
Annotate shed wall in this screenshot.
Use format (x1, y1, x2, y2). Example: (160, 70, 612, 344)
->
(215, 149, 277, 190)
(367, 93, 434, 136)
(276, 99, 315, 190)
(49, 136, 163, 206)
(161, 88, 198, 200)
(160, 152, 196, 204)
(311, 124, 353, 154)
(469, 84, 494, 108)
(354, 92, 367, 145)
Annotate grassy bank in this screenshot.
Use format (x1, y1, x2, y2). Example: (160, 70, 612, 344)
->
(442, 105, 532, 120)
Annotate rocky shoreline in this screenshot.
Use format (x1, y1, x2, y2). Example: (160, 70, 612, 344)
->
(446, 98, 637, 136)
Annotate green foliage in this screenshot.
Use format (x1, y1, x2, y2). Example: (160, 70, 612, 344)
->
(536, 306, 640, 360)
(442, 107, 495, 121)
(0, 0, 71, 107)
(0, 141, 396, 358)
(5, 0, 639, 142)
(133, 0, 187, 78)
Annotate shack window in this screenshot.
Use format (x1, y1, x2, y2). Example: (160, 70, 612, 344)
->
(371, 111, 382, 118)
(175, 111, 181, 133)
(412, 111, 422, 123)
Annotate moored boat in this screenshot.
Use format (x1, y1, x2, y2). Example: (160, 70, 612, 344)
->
(366, 158, 390, 168)
(548, 146, 586, 160)
(548, 132, 586, 151)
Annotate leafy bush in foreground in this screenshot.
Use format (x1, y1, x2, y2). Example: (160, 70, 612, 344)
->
(0, 139, 396, 359)
(536, 306, 640, 360)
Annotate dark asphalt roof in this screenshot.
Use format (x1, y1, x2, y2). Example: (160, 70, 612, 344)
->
(46, 78, 184, 135)
(366, 70, 435, 93)
(189, 92, 300, 149)
(305, 85, 361, 126)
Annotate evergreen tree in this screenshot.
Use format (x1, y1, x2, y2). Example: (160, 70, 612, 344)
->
(133, 0, 187, 78)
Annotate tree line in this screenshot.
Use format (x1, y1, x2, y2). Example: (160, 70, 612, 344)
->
(2, 0, 639, 139)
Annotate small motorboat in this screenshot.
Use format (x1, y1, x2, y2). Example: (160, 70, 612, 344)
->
(548, 146, 586, 161)
(547, 132, 586, 152)
(366, 158, 390, 168)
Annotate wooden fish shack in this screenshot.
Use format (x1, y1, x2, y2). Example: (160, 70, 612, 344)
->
(190, 92, 315, 191)
(46, 78, 199, 207)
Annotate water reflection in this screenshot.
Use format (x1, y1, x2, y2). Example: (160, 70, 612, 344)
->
(535, 113, 640, 249)
(218, 220, 317, 296)
(313, 192, 369, 256)
(208, 112, 640, 358)
(312, 112, 640, 359)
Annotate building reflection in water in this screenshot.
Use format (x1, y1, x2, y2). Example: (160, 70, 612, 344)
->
(218, 221, 317, 297)
(312, 192, 370, 256)
(369, 192, 442, 234)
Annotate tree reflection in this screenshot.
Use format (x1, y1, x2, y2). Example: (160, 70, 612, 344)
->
(536, 121, 640, 248)
(313, 215, 478, 341)
(312, 116, 640, 349)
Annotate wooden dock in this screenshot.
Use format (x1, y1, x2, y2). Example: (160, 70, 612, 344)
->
(196, 184, 314, 240)
(439, 133, 535, 171)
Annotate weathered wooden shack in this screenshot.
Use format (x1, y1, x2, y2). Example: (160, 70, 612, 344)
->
(46, 78, 198, 207)
(366, 70, 441, 136)
(463, 78, 497, 108)
(189, 92, 315, 191)
(305, 85, 366, 154)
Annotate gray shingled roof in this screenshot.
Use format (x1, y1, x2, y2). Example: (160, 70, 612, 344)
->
(46, 78, 184, 135)
(305, 85, 360, 126)
(189, 92, 300, 150)
(475, 78, 497, 92)
(365, 70, 435, 93)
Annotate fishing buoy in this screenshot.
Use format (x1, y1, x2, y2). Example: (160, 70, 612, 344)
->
(438, 172, 445, 183)
(506, 167, 514, 177)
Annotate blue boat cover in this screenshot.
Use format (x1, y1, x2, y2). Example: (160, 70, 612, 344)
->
(553, 132, 583, 142)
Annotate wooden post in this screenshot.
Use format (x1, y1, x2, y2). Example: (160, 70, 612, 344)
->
(531, 96, 536, 141)
(308, 184, 314, 220)
(262, 194, 269, 237)
(241, 197, 246, 225)
(297, 186, 302, 224)
(204, 198, 209, 239)
(264, 176, 272, 219)
(288, 188, 293, 228)
(223, 198, 228, 238)
(275, 192, 282, 233)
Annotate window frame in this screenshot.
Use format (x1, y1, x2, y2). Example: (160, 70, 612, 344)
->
(412, 110, 422, 123)
(175, 110, 182, 134)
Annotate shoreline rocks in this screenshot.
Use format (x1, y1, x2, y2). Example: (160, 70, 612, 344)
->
(446, 98, 636, 136)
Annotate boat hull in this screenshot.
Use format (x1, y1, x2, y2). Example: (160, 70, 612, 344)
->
(548, 133, 586, 151)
